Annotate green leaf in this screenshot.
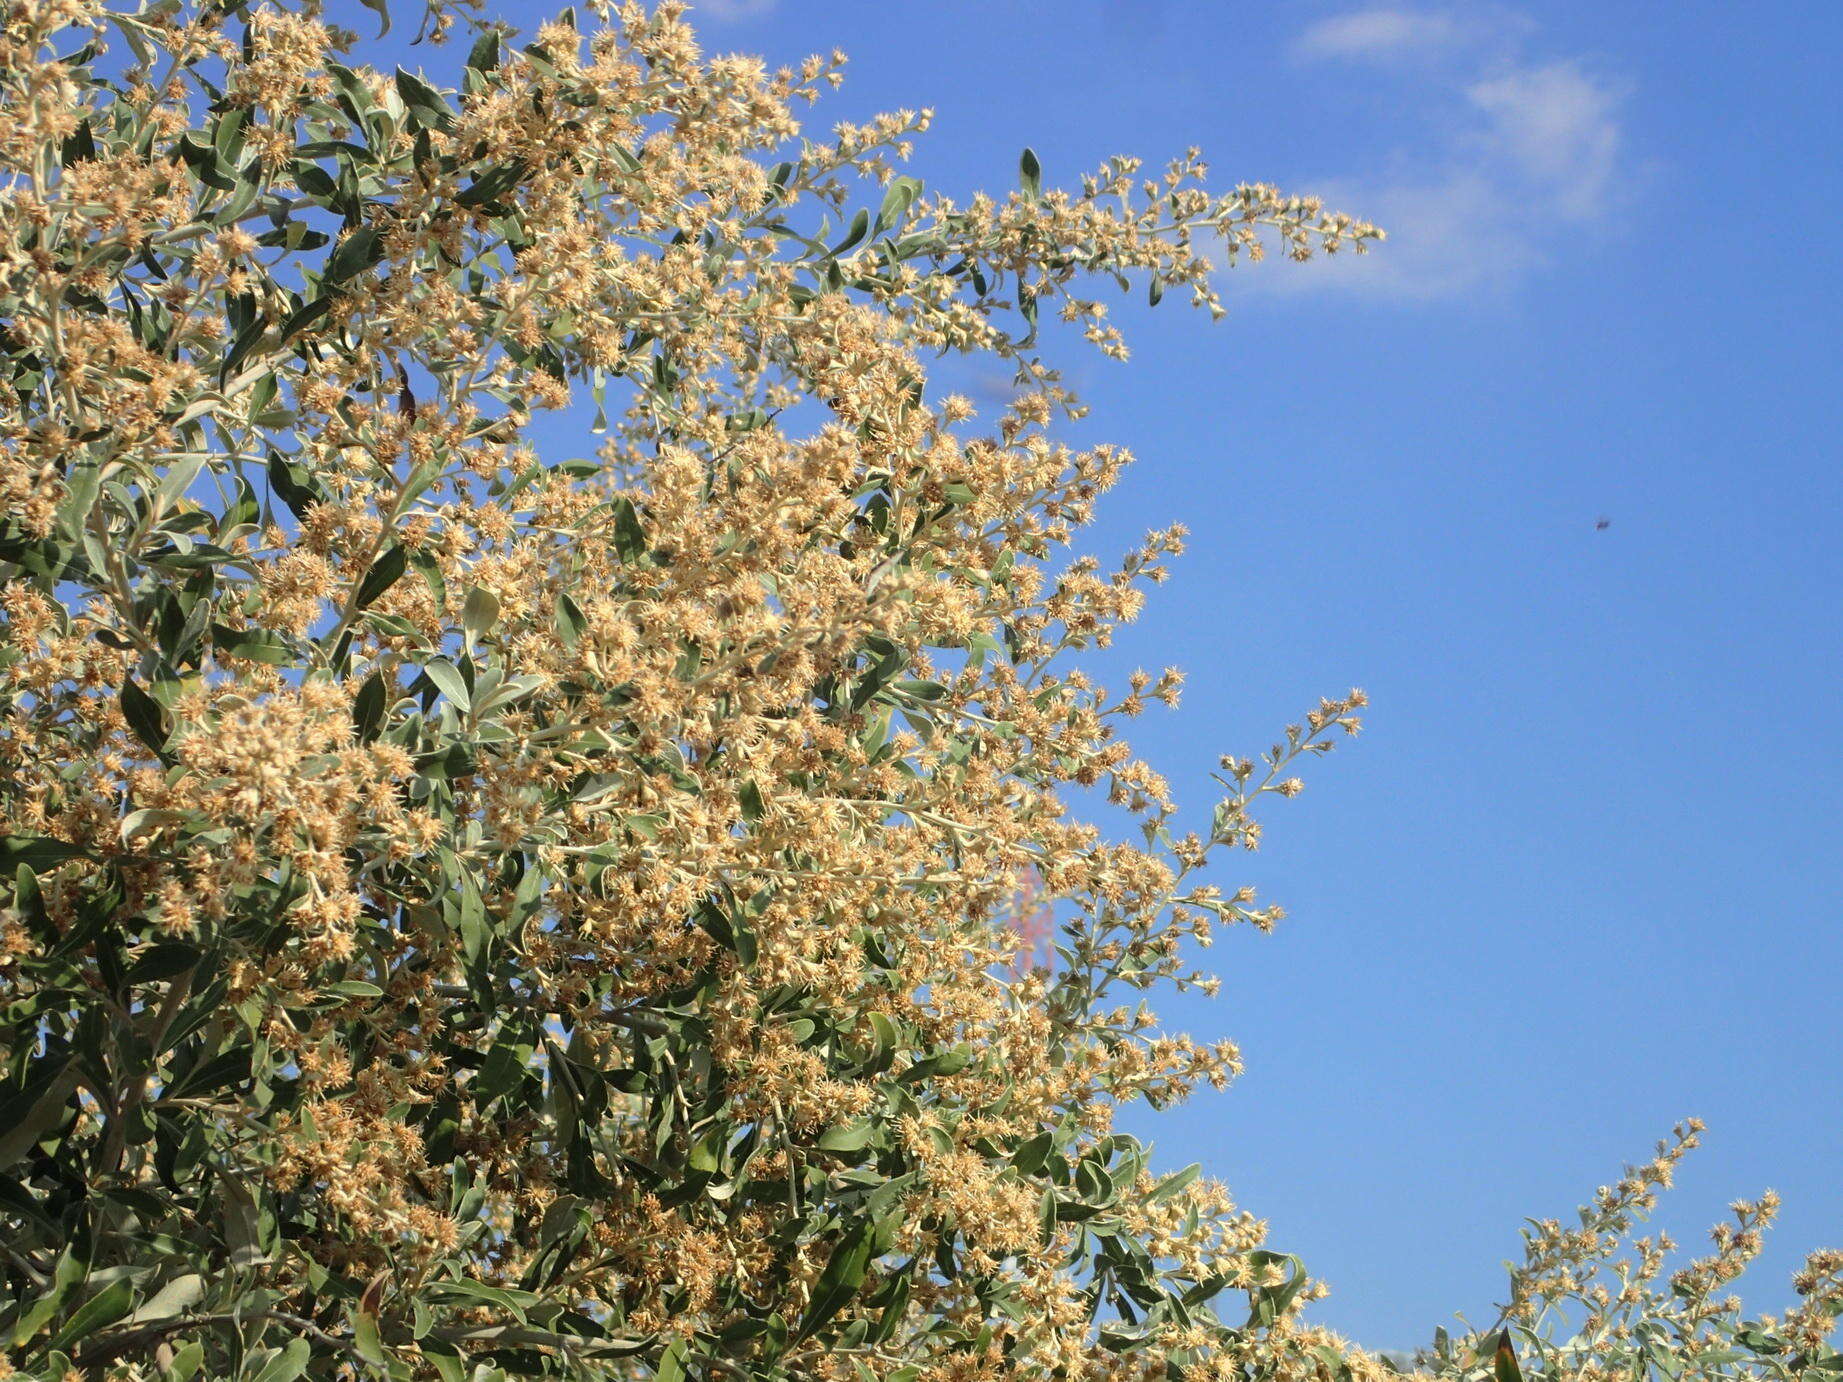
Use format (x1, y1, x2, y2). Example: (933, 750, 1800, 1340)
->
(1244, 1251, 1308, 1327)
(457, 160, 529, 208)
(424, 658, 471, 713)
(831, 208, 870, 257)
(212, 108, 248, 164)
(609, 496, 648, 561)
(425, 1278, 535, 1322)
(554, 591, 587, 648)
(395, 68, 456, 132)
(654, 1338, 687, 1382)
(475, 1040, 529, 1106)
(0, 837, 85, 873)
(1019, 147, 1042, 200)
(60, 117, 97, 167)
(250, 1336, 313, 1382)
(323, 979, 384, 1000)
(126, 1272, 203, 1325)
(467, 28, 502, 72)
(875, 177, 921, 235)
(1011, 1132, 1053, 1177)
(355, 544, 407, 610)
(1494, 1333, 1525, 1382)
(863, 1012, 898, 1075)
(212, 625, 294, 665)
(58, 457, 104, 532)
(10, 861, 43, 926)
(221, 474, 262, 535)
(401, 547, 444, 609)
(125, 942, 197, 985)
(462, 586, 501, 645)
(795, 1219, 873, 1341)
(356, 0, 390, 37)
(269, 453, 325, 524)
(817, 1121, 876, 1153)
(45, 1277, 133, 1351)
(0, 1059, 79, 1169)
(176, 134, 236, 192)
(10, 1244, 81, 1345)
(454, 864, 488, 962)
(325, 225, 381, 284)
(354, 1308, 388, 1365)
(353, 670, 388, 742)
(120, 676, 168, 754)
(1146, 1163, 1201, 1203)
(688, 1124, 727, 1172)
(219, 1172, 271, 1266)
(694, 898, 759, 965)
(155, 449, 209, 511)
(278, 295, 334, 347)
(898, 1046, 973, 1083)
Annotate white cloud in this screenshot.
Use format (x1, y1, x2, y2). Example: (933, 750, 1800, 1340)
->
(1292, 3, 1533, 66)
(1255, 174, 1538, 300)
(1293, 8, 1464, 63)
(1466, 61, 1623, 218)
(1249, 6, 1631, 301)
(693, 0, 776, 18)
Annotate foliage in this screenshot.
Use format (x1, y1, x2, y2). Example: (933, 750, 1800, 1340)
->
(1423, 1122, 1843, 1382)
(0, 0, 1832, 1380)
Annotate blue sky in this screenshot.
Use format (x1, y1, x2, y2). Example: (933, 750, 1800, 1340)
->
(667, 0, 1843, 1349)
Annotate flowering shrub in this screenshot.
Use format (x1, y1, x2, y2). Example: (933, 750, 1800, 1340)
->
(0, 1, 1832, 1380)
(1421, 1120, 1841, 1382)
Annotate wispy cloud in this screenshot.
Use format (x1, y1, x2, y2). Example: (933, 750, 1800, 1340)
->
(1466, 61, 1623, 218)
(1251, 6, 1630, 301)
(692, 0, 776, 19)
(1292, 8, 1468, 63)
(1291, 4, 1534, 66)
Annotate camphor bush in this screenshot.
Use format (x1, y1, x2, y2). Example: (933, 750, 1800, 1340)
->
(0, 0, 1836, 1378)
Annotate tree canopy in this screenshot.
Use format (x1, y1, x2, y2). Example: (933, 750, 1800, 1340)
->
(0, 1, 1835, 1380)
